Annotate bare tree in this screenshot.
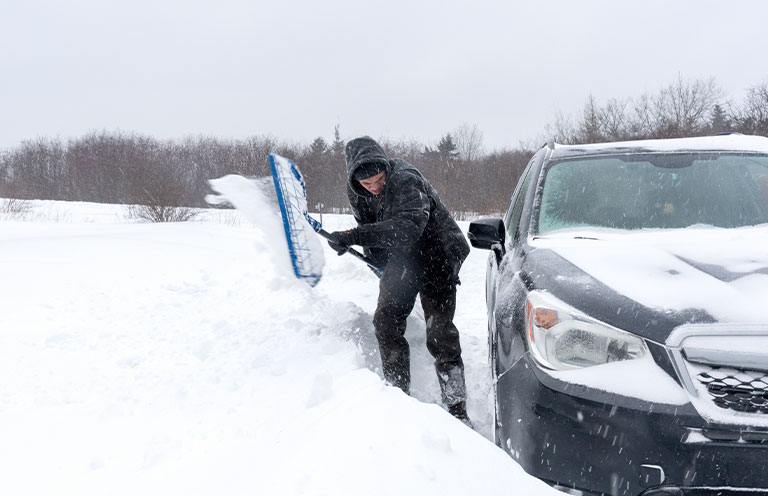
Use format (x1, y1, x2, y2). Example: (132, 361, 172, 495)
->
(453, 123, 485, 161)
(629, 93, 655, 139)
(126, 202, 199, 222)
(544, 110, 578, 144)
(377, 136, 424, 164)
(125, 161, 200, 223)
(731, 81, 768, 136)
(652, 75, 723, 137)
(599, 98, 631, 141)
(0, 137, 68, 200)
(577, 95, 603, 143)
(0, 197, 31, 219)
(0, 178, 32, 218)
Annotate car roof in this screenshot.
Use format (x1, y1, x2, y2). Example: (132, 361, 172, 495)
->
(549, 134, 768, 160)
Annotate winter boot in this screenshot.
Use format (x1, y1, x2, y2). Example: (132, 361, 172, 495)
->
(448, 401, 473, 428)
(379, 343, 411, 395)
(436, 363, 467, 406)
(384, 372, 410, 396)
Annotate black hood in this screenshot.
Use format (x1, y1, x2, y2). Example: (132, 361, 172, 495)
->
(345, 136, 390, 196)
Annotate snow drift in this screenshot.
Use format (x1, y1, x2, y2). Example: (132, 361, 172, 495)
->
(0, 200, 559, 496)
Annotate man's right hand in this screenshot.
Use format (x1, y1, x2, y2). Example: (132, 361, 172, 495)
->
(327, 229, 359, 255)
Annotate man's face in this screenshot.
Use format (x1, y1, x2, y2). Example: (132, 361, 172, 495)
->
(358, 171, 386, 195)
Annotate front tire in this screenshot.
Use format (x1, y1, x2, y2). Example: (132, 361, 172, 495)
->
(488, 318, 502, 447)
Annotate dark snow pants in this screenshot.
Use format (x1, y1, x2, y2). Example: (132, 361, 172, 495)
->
(372, 256, 467, 406)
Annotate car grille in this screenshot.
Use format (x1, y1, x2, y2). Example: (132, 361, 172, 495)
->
(699, 427, 768, 443)
(695, 365, 768, 414)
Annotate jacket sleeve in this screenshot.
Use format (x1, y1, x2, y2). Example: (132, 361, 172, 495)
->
(355, 170, 431, 248)
(346, 184, 389, 269)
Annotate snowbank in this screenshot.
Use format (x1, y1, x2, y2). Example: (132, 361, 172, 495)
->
(0, 199, 558, 495)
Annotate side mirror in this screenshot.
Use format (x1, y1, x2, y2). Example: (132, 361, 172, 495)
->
(468, 217, 506, 264)
(468, 217, 505, 249)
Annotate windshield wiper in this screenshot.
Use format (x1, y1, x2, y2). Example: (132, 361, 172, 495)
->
(533, 235, 600, 240)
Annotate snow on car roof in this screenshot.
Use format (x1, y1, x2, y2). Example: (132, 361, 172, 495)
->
(551, 134, 768, 159)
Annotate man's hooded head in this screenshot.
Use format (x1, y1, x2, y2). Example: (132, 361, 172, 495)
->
(353, 161, 387, 181)
(345, 136, 390, 185)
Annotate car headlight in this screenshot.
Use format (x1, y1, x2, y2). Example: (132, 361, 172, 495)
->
(526, 291, 648, 370)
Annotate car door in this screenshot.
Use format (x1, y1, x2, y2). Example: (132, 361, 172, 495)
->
(492, 150, 544, 376)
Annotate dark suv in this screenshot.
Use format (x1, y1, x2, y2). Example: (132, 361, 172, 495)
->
(469, 135, 768, 496)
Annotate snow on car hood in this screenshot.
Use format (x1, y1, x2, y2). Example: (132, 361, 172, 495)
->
(532, 224, 768, 325)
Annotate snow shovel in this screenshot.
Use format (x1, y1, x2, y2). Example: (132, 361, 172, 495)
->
(268, 153, 384, 286)
(303, 213, 384, 275)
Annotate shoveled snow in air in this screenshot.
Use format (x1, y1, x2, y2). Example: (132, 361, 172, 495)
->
(0, 188, 559, 495)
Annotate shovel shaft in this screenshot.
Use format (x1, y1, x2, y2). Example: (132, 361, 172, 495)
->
(315, 228, 383, 277)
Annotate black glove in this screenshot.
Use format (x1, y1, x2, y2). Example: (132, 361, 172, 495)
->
(327, 229, 359, 255)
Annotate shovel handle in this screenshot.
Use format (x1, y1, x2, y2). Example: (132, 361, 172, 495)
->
(314, 227, 383, 277)
(306, 214, 384, 276)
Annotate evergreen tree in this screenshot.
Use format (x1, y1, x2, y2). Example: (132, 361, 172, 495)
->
(709, 104, 730, 134)
(579, 95, 603, 143)
(309, 137, 328, 156)
(437, 133, 459, 162)
(331, 124, 345, 157)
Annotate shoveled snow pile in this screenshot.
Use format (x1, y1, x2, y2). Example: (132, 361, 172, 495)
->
(0, 193, 559, 495)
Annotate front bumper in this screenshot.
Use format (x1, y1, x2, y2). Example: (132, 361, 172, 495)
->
(496, 354, 768, 496)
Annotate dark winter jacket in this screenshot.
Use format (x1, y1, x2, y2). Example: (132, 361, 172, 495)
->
(345, 136, 470, 276)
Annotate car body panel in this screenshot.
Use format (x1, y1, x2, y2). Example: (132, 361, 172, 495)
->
(497, 355, 768, 496)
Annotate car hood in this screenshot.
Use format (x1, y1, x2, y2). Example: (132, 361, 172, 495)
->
(525, 225, 768, 343)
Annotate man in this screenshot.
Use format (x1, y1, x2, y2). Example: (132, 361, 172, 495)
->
(328, 136, 472, 425)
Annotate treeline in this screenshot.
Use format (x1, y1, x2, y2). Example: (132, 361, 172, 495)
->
(0, 132, 293, 210)
(0, 125, 529, 216)
(1, 76, 767, 217)
(548, 76, 768, 144)
(301, 126, 530, 217)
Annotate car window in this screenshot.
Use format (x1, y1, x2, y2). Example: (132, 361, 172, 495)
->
(537, 153, 768, 233)
(505, 159, 537, 242)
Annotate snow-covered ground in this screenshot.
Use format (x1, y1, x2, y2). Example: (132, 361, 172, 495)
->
(0, 197, 560, 495)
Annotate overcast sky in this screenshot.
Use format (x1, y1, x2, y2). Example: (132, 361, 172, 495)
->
(1, 0, 766, 151)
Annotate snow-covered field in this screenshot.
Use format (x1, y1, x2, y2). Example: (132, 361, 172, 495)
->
(0, 197, 559, 495)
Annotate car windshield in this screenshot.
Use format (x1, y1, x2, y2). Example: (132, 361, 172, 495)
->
(537, 153, 768, 234)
